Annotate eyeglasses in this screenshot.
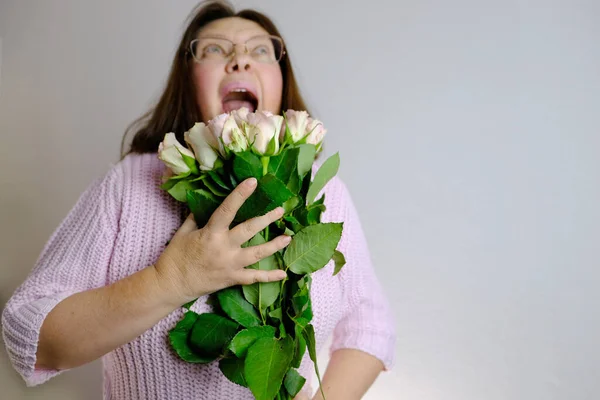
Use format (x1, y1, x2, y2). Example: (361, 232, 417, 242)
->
(188, 35, 285, 64)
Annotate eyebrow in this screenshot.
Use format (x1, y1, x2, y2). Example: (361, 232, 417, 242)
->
(197, 32, 269, 41)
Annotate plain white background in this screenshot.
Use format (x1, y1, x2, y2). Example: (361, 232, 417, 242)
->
(1, 0, 599, 399)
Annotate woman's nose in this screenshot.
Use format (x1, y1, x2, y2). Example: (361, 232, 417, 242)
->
(226, 47, 252, 73)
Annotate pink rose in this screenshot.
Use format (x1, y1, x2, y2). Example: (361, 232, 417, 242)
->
(245, 111, 284, 155)
(305, 118, 327, 146)
(284, 110, 310, 142)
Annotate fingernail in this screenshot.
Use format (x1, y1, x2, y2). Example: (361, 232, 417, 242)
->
(281, 235, 292, 245)
(246, 178, 257, 187)
(274, 207, 285, 216)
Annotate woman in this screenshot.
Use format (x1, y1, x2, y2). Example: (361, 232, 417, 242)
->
(1, 1, 396, 399)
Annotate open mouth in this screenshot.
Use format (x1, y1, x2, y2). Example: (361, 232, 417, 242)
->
(222, 88, 259, 113)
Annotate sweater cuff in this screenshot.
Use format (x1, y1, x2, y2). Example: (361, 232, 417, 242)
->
(330, 327, 397, 371)
(2, 291, 76, 386)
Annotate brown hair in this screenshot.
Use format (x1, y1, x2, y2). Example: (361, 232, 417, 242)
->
(120, 0, 309, 158)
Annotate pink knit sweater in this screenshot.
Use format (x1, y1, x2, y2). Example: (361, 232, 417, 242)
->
(2, 152, 396, 399)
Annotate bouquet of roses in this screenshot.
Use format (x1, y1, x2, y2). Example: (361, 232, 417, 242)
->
(157, 107, 346, 400)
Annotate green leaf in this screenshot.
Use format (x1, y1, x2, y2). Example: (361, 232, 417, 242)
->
(287, 170, 302, 195)
(306, 153, 340, 205)
(294, 316, 310, 331)
(268, 308, 285, 340)
(291, 278, 310, 315)
(292, 292, 309, 317)
(233, 151, 263, 181)
(235, 174, 294, 222)
(269, 307, 283, 321)
(208, 170, 232, 190)
(284, 223, 344, 275)
(167, 179, 198, 203)
(189, 313, 239, 357)
(293, 294, 313, 322)
(292, 196, 326, 226)
(332, 250, 346, 276)
(202, 175, 229, 197)
(297, 144, 317, 179)
(181, 152, 199, 175)
(265, 134, 279, 156)
(302, 324, 325, 399)
(300, 169, 312, 199)
(219, 356, 248, 387)
(306, 204, 326, 225)
(284, 369, 306, 398)
(243, 234, 281, 312)
(168, 311, 215, 363)
(283, 196, 301, 213)
(284, 216, 304, 233)
(217, 286, 262, 328)
(245, 336, 294, 400)
(268, 147, 300, 183)
(290, 276, 313, 323)
(187, 189, 221, 228)
(229, 170, 239, 188)
(291, 320, 308, 369)
(284, 227, 295, 236)
(160, 171, 191, 191)
(301, 297, 313, 321)
(228, 326, 277, 358)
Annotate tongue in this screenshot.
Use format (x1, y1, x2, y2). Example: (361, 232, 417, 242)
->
(223, 100, 256, 113)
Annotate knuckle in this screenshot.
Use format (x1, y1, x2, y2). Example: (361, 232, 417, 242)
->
(243, 220, 256, 236)
(253, 271, 266, 284)
(218, 202, 233, 217)
(234, 186, 248, 200)
(253, 246, 266, 261)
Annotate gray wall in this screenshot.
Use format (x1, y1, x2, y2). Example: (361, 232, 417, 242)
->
(1, 0, 599, 399)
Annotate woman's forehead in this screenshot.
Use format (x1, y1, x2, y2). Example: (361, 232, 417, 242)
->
(197, 17, 269, 40)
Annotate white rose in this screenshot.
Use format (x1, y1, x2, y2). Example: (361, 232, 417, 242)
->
(221, 114, 248, 153)
(231, 107, 251, 126)
(158, 132, 195, 175)
(184, 122, 221, 171)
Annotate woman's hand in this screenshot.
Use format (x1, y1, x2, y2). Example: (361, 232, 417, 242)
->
(154, 177, 290, 307)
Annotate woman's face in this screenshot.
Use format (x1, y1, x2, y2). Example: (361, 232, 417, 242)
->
(191, 17, 284, 123)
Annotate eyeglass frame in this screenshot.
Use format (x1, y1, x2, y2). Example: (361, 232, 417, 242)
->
(186, 34, 286, 64)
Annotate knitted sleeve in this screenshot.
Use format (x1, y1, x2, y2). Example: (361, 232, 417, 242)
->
(328, 178, 397, 370)
(1, 160, 124, 386)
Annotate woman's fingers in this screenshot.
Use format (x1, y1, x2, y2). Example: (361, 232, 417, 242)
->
(238, 235, 292, 267)
(174, 213, 197, 237)
(207, 178, 257, 231)
(235, 268, 287, 286)
(229, 207, 285, 246)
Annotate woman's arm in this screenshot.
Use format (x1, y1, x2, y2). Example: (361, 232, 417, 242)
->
(311, 349, 384, 400)
(36, 178, 289, 371)
(36, 265, 175, 370)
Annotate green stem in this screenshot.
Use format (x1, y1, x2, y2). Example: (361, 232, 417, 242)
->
(259, 307, 266, 325)
(261, 155, 269, 176)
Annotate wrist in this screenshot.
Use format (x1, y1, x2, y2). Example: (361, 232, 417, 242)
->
(146, 264, 189, 310)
